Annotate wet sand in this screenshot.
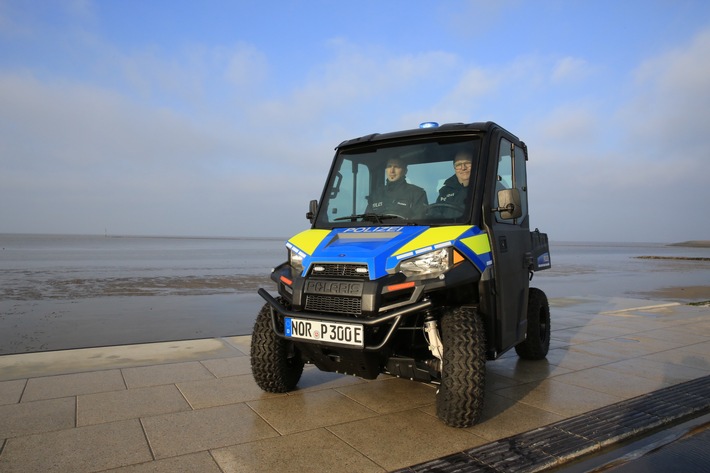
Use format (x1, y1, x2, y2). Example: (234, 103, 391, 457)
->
(633, 246, 710, 302)
(0, 293, 265, 354)
(634, 285, 710, 304)
(3, 274, 273, 300)
(0, 274, 273, 355)
(669, 240, 710, 248)
(1, 240, 708, 354)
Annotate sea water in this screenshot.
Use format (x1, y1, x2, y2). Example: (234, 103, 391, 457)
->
(0, 234, 285, 353)
(0, 234, 708, 354)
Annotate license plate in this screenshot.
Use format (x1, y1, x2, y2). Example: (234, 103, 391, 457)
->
(285, 317, 364, 347)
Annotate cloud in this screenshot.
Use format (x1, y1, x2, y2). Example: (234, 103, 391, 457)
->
(525, 28, 710, 242)
(2, 9, 709, 242)
(0, 66, 330, 237)
(551, 57, 594, 84)
(223, 42, 269, 89)
(621, 28, 710, 159)
(0, 72, 212, 168)
(285, 40, 459, 120)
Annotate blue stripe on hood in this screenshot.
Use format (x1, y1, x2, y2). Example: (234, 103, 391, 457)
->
(302, 226, 428, 279)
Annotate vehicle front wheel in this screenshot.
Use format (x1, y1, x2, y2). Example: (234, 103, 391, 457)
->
(250, 300, 304, 392)
(515, 287, 551, 360)
(436, 307, 486, 428)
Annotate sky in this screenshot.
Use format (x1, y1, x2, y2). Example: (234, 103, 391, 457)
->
(1, 0, 709, 243)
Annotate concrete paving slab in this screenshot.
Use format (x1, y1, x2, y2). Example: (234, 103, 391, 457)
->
(599, 301, 682, 315)
(689, 320, 710, 332)
(77, 384, 192, 426)
(589, 316, 681, 334)
(0, 297, 707, 472)
(597, 357, 710, 386)
(122, 360, 215, 388)
(22, 369, 126, 402)
(496, 378, 624, 418)
(679, 340, 710, 356)
(567, 335, 685, 361)
(141, 403, 279, 459)
(335, 376, 436, 414)
(0, 397, 75, 438)
(420, 391, 566, 441)
(0, 338, 242, 382)
(211, 428, 386, 473)
(0, 419, 152, 473)
(487, 357, 573, 384)
(637, 326, 710, 345)
(327, 409, 487, 471)
(552, 366, 670, 400)
(542, 347, 618, 371)
(559, 323, 648, 341)
(293, 365, 368, 392)
(550, 327, 614, 345)
(222, 335, 251, 355)
(247, 388, 378, 435)
(0, 379, 25, 405)
(200, 355, 251, 378)
(549, 296, 680, 315)
(643, 347, 710, 371)
(103, 451, 224, 473)
(485, 371, 523, 391)
(177, 373, 284, 409)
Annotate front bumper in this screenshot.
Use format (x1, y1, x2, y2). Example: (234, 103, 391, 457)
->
(258, 287, 432, 351)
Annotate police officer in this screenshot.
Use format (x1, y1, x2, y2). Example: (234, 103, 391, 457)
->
(435, 151, 473, 216)
(367, 157, 428, 218)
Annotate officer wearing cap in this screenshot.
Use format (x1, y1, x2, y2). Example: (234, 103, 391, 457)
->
(367, 157, 428, 218)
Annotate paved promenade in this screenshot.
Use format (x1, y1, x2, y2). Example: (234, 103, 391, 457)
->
(1, 296, 709, 472)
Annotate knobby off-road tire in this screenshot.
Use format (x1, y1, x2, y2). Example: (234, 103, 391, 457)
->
(515, 287, 551, 360)
(251, 300, 304, 392)
(436, 307, 486, 428)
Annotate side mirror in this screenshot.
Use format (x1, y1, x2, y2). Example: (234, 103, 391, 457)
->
(496, 188, 522, 220)
(306, 199, 318, 222)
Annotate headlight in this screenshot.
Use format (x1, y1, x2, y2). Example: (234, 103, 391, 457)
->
(289, 249, 305, 274)
(399, 248, 450, 278)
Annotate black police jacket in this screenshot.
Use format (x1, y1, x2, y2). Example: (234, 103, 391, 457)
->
(434, 175, 468, 217)
(367, 179, 428, 218)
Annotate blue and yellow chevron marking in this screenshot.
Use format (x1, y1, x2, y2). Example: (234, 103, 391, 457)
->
(385, 226, 492, 273)
(392, 226, 472, 257)
(285, 225, 493, 278)
(458, 231, 492, 271)
(286, 229, 330, 256)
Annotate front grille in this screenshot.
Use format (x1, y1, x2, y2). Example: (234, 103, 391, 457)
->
(305, 294, 362, 315)
(309, 263, 369, 279)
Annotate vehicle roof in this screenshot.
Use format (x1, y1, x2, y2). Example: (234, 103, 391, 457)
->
(336, 121, 514, 149)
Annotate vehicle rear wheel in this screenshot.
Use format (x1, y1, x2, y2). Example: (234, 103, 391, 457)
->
(251, 300, 304, 392)
(515, 287, 551, 360)
(436, 307, 486, 427)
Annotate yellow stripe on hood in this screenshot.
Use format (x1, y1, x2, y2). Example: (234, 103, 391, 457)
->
(393, 226, 472, 256)
(288, 229, 331, 255)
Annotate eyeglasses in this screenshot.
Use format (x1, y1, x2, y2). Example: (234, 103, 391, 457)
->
(454, 161, 472, 169)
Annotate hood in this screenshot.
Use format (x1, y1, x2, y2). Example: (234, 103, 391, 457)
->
(287, 225, 492, 279)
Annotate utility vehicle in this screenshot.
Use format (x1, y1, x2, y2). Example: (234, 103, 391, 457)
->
(251, 121, 551, 427)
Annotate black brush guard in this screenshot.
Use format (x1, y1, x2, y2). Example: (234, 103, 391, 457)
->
(258, 287, 432, 351)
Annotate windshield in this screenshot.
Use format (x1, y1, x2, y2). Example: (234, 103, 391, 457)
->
(314, 136, 480, 228)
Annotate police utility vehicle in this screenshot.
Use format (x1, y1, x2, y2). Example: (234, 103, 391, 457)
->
(251, 121, 552, 427)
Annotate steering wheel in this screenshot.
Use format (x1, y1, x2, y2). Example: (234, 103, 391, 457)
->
(426, 203, 463, 216)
